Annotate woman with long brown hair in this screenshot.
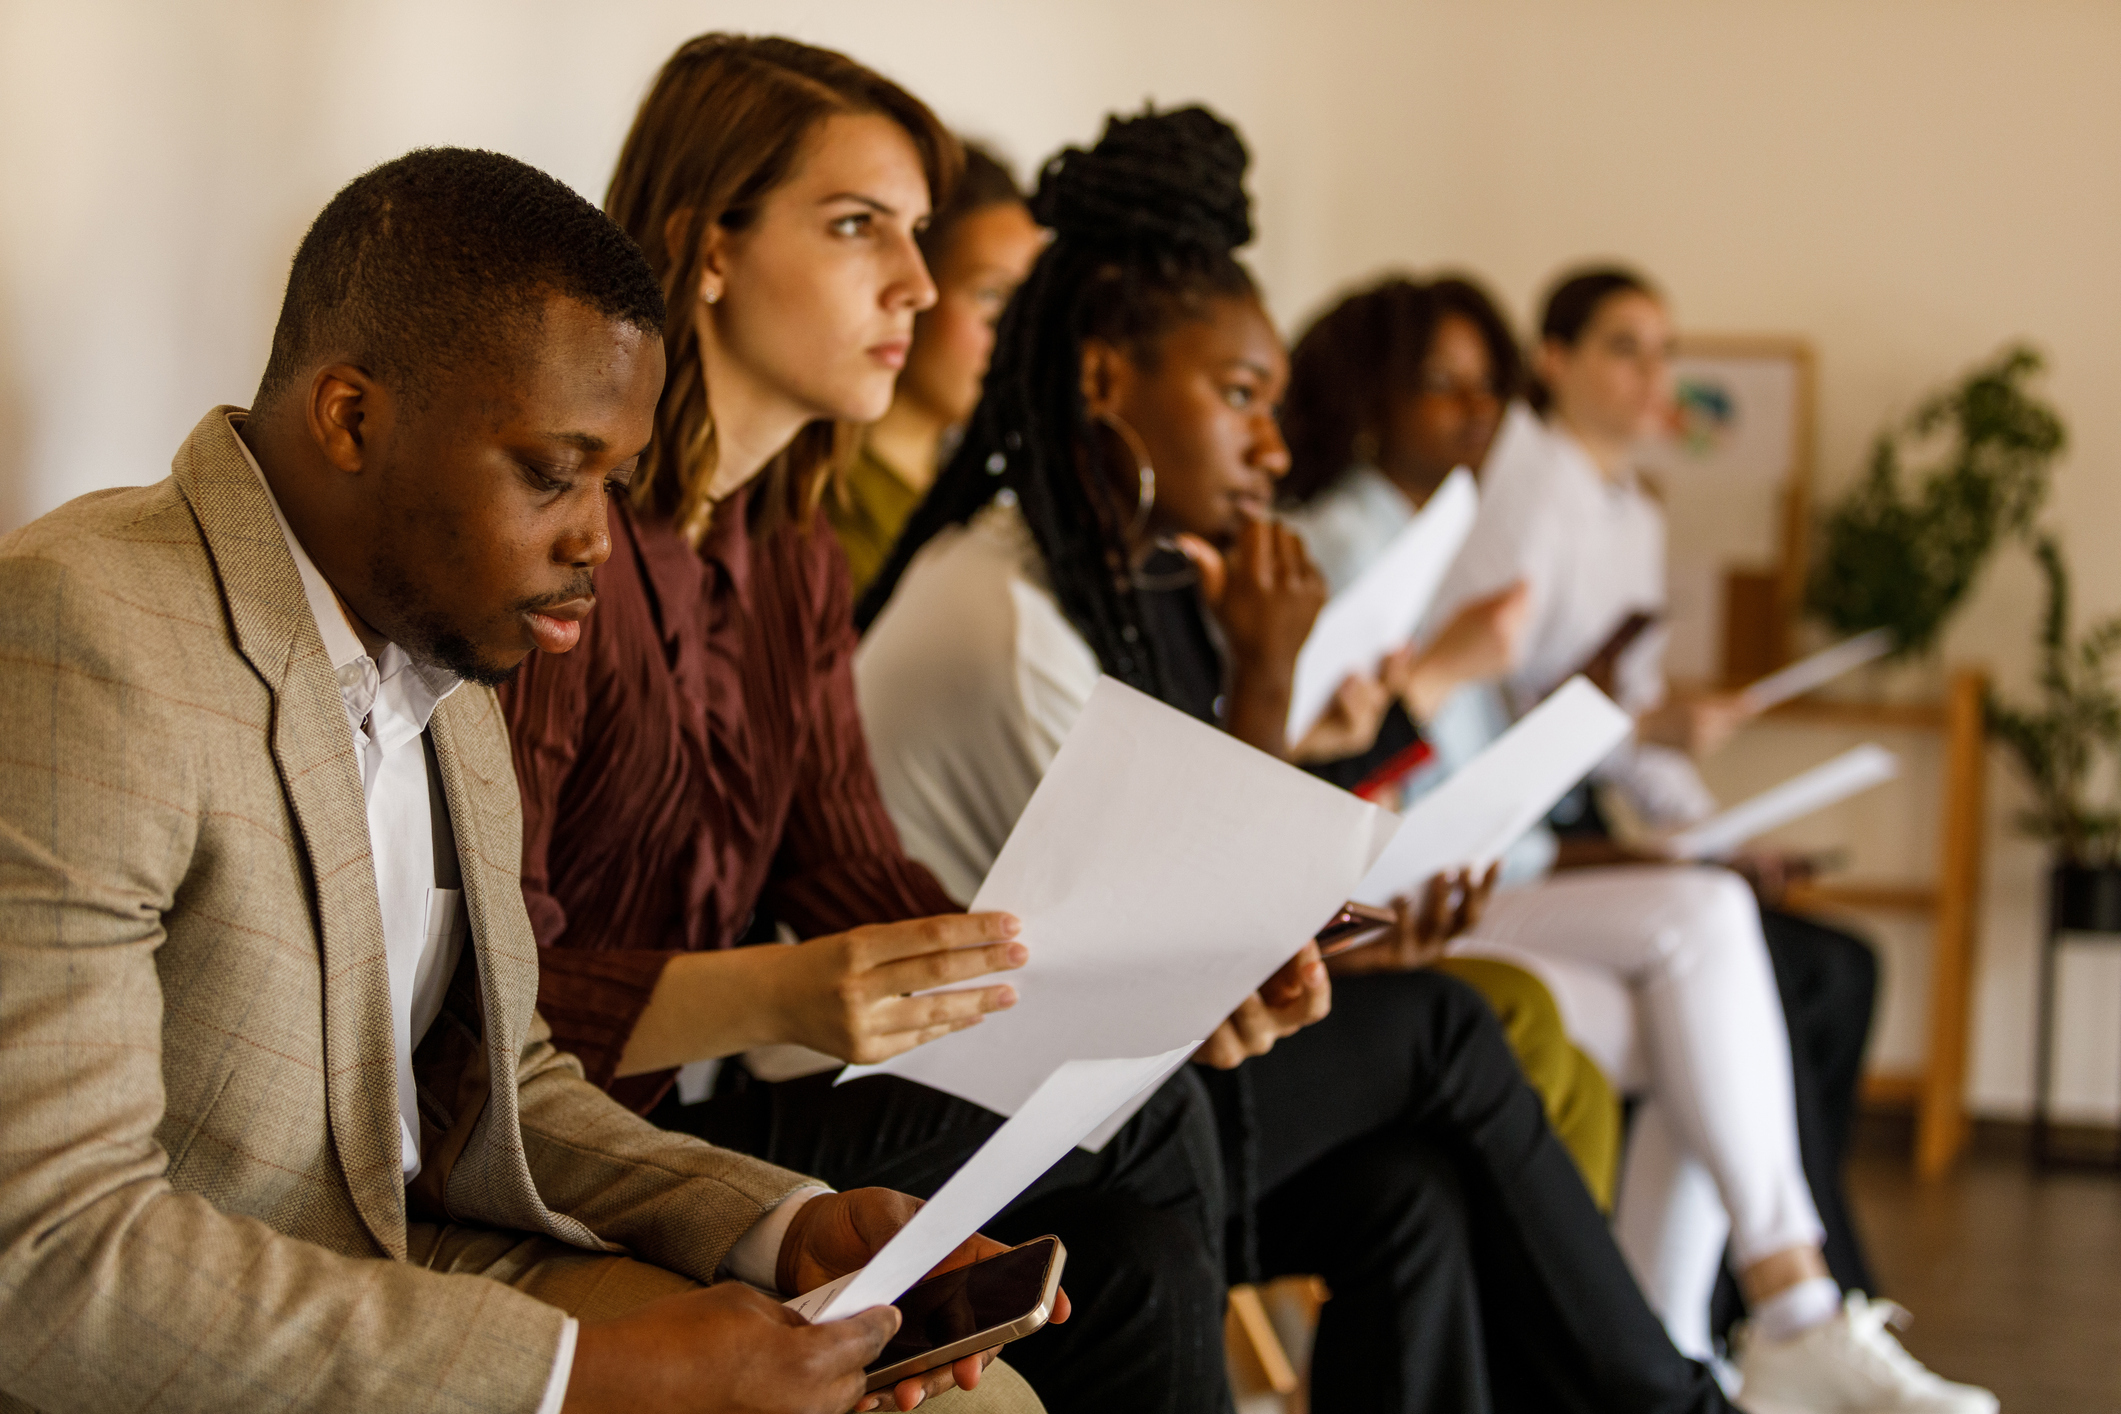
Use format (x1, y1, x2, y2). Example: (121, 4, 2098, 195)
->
(500, 35, 1230, 1414)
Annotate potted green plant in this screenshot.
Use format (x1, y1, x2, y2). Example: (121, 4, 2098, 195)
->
(1807, 345, 2067, 656)
(1988, 535, 2121, 928)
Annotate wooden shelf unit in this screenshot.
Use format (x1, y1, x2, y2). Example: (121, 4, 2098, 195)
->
(1751, 669, 1988, 1180)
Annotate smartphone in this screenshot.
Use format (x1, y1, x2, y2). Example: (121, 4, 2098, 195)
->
(864, 1235, 1067, 1393)
(1313, 901, 1398, 957)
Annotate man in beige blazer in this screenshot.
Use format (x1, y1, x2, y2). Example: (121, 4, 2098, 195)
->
(0, 150, 1042, 1414)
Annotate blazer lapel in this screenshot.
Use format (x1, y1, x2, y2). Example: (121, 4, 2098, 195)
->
(425, 692, 540, 1092)
(427, 688, 609, 1249)
(173, 408, 408, 1257)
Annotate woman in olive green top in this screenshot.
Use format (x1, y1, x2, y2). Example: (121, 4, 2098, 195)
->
(830, 143, 1045, 593)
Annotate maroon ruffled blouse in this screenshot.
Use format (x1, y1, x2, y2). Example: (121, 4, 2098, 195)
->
(499, 491, 957, 1111)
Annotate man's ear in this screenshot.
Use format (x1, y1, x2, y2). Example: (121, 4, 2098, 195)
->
(1078, 337, 1131, 418)
(306, 364, 380, 475)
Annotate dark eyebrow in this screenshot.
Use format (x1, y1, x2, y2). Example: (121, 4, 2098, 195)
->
(1221, 358, 1276, 381)
(543, 431, 610, 454)
(819, 192, 899, 218)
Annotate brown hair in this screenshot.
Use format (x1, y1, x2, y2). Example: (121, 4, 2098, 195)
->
(605, 34, 960, 541)
(916, 141, 1024, 270)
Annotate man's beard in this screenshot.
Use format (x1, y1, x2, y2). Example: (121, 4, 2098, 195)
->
(366, 543, 563, 689)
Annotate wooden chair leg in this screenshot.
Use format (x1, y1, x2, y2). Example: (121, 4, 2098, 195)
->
(1226, 1284, 1299, 1396)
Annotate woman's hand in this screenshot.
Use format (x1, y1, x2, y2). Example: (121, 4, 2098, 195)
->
(779, 1189, 1071, 1414)
(616, 914, 1030, 1078)
(763, 915, 1028, 1066)
(1290, 673, 1394, 762)
(1176, 522, 1330, 758)
(1637, 692, 1752, 758)
(1326, 865, 1498, 976)
(1192, 942, 1332, 1068)
(1386, 582, 1530, 721)
(1208, 519, 1328, 672)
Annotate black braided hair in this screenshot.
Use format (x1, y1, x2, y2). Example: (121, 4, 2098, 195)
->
(855, 105, 1258, 699)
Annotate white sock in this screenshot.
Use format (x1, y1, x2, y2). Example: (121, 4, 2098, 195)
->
(1752, 1276, 1843, 1344)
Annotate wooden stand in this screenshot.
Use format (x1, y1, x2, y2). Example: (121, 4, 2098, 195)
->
(1775, 668, 1988, 1180)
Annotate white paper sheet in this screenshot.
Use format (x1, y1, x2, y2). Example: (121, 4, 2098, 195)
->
(795, 1045, 1198, 1322)
(842, 677, 1398, 1124)
(1350, 677, 1635, 907)
(1663, 745, 1899, 861)
(1735, 629, 1894, 714)
(1287, 468, 1478, 741)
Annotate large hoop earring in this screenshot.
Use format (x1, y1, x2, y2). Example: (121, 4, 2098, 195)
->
(1091, 411, 1156, 541)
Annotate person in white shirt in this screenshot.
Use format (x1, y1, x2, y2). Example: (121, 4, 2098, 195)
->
(1283, 267, 1993, 1413)
(855, 105, 1758, 1414)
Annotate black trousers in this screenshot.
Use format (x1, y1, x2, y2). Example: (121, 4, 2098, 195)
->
(653, 1063, 1231, 1414)
(1761, 907, 1879, 1294)
(1247, 971, 1733, 1414)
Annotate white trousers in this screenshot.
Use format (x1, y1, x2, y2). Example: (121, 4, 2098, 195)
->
(1451, 865, 1825, 1359)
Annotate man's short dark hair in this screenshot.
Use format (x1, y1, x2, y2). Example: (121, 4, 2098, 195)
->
(256, 147, 666, 409)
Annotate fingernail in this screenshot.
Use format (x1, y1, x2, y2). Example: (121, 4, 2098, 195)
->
(998, 913, 1021, 936)
(1004, 942, 1029, 966)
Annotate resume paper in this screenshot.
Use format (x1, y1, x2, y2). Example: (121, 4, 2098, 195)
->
(1287, 468, 1478, 741)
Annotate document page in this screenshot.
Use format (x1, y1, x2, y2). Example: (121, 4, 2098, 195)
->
(1663, 744, 1899, 861)
(1350, 677, 1634, 907)
(1735, 629, 1895, 714)
(843, 677, 1398, 1120)
(796, 1045, 1198, 1323)
(1287, 468, 1478, 741)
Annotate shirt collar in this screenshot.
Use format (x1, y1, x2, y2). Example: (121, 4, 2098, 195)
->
(227, 413, 459, 739)
(1546, 419, 1644, 499)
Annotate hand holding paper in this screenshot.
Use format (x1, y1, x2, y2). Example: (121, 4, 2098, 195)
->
(797, 1045, 1198, 1323)
(845, 678, 1398, 1124)
(1288, 468, 1478, 739)
(1351, 677, 1635, 908)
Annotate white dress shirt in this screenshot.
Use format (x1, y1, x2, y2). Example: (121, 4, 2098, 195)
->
(236, 420, 464, 1178)
(236, 419, 819, 1413)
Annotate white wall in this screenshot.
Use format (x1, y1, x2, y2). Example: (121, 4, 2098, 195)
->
(4, 0, 2117, 1119)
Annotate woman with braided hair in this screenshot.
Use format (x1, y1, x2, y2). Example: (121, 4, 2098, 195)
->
(856, 104, 1738, 1414)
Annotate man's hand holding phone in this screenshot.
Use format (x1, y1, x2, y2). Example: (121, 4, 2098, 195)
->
(563, 1279, 900, 1414)
(1193, 942, 1333, 1068)
(782, 1189, 1071, 1412)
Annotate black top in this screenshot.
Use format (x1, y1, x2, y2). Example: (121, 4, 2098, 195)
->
(1130, 546, 1422, 789)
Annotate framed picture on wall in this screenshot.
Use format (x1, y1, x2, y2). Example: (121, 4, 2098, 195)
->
(1635, 334, 1816, 686)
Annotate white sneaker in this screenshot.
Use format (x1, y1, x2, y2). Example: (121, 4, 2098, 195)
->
(1734, 1292, 1999, 1414)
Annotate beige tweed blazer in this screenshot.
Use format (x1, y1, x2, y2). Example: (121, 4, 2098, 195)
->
(0, 409, 813, 1413)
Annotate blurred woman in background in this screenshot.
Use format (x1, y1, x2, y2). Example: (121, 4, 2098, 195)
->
(828, 142, 1044, 594)
(1286, 268, 1991, 1413)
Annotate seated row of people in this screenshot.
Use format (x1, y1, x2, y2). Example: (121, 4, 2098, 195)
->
(0, 28, 1993, 1414)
